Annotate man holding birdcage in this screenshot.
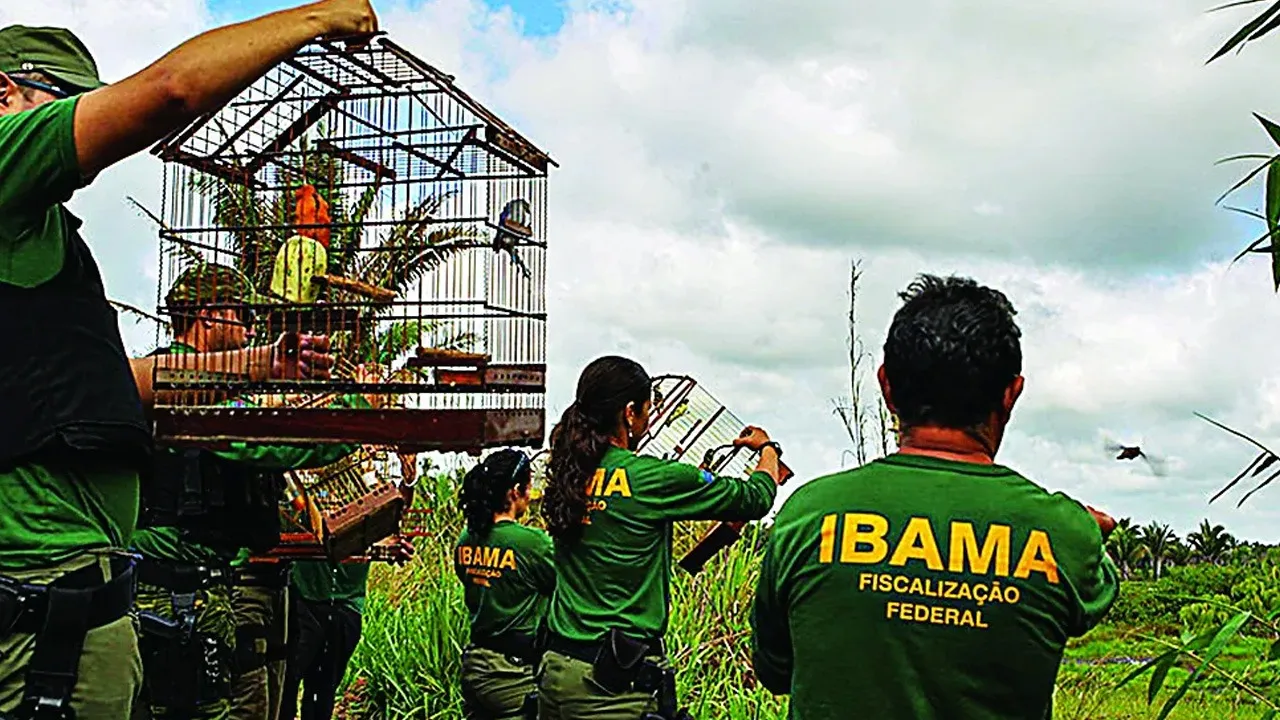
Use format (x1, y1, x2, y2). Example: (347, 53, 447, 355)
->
(131, 262, 368, 720)
(0, 1, 378, 716)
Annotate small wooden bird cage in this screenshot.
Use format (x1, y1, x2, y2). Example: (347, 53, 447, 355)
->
(280, 444, 404, 561)
(145, 35, 553, 454)
(634, 376, 762, 558)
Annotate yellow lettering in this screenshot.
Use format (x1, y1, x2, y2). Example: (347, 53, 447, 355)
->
(1014, 530, 1060, 584)
(977, 611, 989, 629)
(603, 468, 632, 497)
(586, 468, 605, 497)
(501, 549, 517, 570)
(859, 573, 875, 591)
(930, 606, 944, 624)
(948, 522, 1011, 576)
(840, 513, 890, 564)
(483, 547, 501, 567)
(459, 546, 471, 565)
(878, 575, 893, 592)
(885, 601, 899, 618)
(819, 514, 837, 564)
(960, 610, 974, 627)
(888, 517, 944, 570)
(909, 578, 925, 595)
(893, 575, 909, 593)
(944, 608, 960, 625)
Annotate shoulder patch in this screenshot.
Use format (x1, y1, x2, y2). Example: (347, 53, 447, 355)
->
(699, 469, 716, 484)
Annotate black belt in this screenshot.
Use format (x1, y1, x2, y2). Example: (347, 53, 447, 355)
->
(0, 555, 136, 637)
(137, 558, 232, 593)
(545, 631, 665, 665)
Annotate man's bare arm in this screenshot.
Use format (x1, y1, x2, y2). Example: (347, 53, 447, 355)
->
(130, 334, 333, 408)
(73, 0, 377, 178)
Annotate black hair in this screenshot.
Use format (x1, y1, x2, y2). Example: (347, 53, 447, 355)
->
(543, 355, 651, 544)
(458, 448, 532, 537)
(882, 274, 1022, 431)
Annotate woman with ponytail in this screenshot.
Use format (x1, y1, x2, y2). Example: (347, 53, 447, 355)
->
(454, 448, 557, 720)
(536, 355, 785, 719)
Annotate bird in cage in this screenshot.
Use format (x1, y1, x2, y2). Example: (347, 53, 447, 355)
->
(294, 184, 332, 248)
(270, 184, 331, 304)
(492, 198, 532, 279)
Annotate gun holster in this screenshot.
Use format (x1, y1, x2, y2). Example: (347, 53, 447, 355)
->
(590, 629, 692, 720)
(137, 603, 232, 709)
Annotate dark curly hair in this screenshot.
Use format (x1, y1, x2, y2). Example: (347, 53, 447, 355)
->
(883, 273, 1022, 431)
(458, 449, 532, 537)
(543, 355, 651, 544)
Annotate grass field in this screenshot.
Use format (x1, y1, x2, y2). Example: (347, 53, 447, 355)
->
(334, 471, 1280, 719)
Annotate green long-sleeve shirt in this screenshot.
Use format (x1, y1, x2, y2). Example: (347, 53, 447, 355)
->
(131, 343, 364, 565)
(546, 445, 777, 643)
(750, 453, 1120, 720)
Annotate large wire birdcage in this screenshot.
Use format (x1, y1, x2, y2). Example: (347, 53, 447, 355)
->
(145, 35, 553, 453)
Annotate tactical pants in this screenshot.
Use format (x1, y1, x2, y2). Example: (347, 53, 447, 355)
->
(133, 578, 237, 720)
(536, 650, 659, 720)
(0, 553, 142, 718)
(229, 582, 288, 720)
(281, 597, 362, 720)
(461, 646, 538, 720)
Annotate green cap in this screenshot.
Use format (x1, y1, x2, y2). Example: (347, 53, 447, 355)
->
(0, 25, 105, 95)
(165, 262, 265, 309)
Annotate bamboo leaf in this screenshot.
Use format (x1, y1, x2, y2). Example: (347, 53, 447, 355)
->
(1211, 451, 1266, 503)
(1154, 612, 1251, 720)
(1216, 153, 1275, 164)
(1206, 0, 1280, 63)
(1237, 466, 1280, 505)
(1118, 649, 1178, 689)
(1215, 156, 1276, 205)
(1267, 157, 1280, 289)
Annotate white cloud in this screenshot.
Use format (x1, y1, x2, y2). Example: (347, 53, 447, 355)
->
(16, 0, 1280, 543)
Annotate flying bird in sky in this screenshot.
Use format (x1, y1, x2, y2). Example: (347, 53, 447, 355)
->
(1103, 437, 1168, 476)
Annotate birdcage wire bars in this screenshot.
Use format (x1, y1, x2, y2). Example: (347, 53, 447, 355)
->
(146, 36, 553, 453)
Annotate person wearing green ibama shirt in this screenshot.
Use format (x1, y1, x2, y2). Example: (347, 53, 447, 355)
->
(452, 448, 556, 719)
(0, 3, 375, 714)
(535, 355, 786, 720)
(749, 274, 1122, 720)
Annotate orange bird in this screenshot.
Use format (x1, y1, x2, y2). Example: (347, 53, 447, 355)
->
(294, 184, 331, 248)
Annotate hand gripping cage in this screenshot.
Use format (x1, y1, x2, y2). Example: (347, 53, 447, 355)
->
(144, 35, 555, 561)
(637, 375, 792, 574)
(146, 34, 553, 453)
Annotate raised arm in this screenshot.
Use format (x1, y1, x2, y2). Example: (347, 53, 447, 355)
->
(72, 0, 378, 178)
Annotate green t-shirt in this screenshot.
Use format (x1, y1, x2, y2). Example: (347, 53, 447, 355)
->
(455, 520, 556, 643)
(0, 96, 142, 572)
(750, 453, 1121, 720)
(547, 445, 778, 643)
(131, 343, 362, 566)
(290, 558, 371, 614)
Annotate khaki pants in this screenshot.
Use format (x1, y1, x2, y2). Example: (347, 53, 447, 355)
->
(229, 583, 287, 720)
(0, 554, 142, 717)
(461, 646, 538, 719)
(536, 650, 658, 720)
(133, 580, 236, 720)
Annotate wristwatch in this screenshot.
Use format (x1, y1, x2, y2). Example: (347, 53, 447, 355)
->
(758, 441, 783, 458)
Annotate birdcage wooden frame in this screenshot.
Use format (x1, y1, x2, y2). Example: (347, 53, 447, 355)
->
(146, 34, 555, 453)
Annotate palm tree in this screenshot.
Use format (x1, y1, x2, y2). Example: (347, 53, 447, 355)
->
(181, 130, 490, 369)
(1187, 519, 1237, 565)
(1106, 523, 1147, 580)
(1139, 522, 1178, 580)
(1166, 538, 1192, 569)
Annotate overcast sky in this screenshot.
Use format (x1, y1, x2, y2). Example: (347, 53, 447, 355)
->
(9, 0, 1280, 542)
